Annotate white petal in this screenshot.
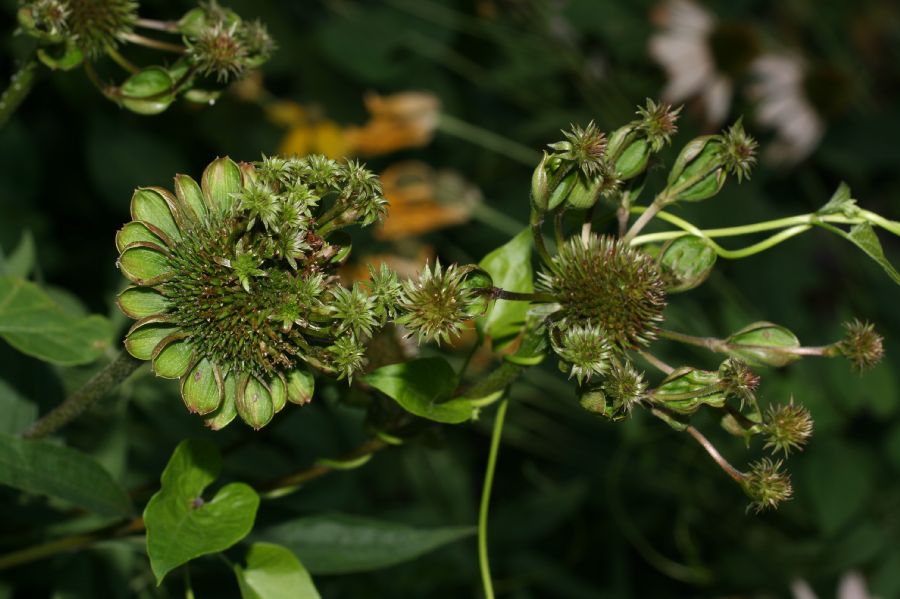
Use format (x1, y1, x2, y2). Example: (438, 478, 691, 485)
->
(703, 76, 733, 124)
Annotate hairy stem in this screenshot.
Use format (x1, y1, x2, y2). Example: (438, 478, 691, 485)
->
(0, 54, 40, 129)
(479, 399, 508, 599)
(22, 352, 143, 439)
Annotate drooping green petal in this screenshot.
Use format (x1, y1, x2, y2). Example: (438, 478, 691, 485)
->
(201, 157, 243, 214)
(174, 174, 207, 225)
(145, 186, 190, 233)
(152, 336, 194, 379)
(125, 316, 180, 360)
(116, 221, 166, 253)
(285, 370, 314, 405)
(118, 243, 172, 285)
(269, 374, 287, 414)
(236, 373, 274, 430)
(181, 357, 224, 415)
(205, 373, 238, 430)
(130, 188, 182, 243)
(117, 287, 169, 320)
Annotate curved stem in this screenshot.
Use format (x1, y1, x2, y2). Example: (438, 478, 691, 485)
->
(0, 53, 40, 129)
(684, 425, 745, 484)
(135, 18, 180, 33)
(478, 398, 508, 599)
(22, 351, 143, 439)
(438, 114, 540, 166)
(622, 195, 666, 243)
(105, 47, 139, 74)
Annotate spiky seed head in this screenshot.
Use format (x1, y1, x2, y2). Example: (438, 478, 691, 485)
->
(720, 118, 758, 183)
(602, 359, 647, 417)
(327, 335, 366, 382)
(552, 324, 611, 385)
(239, 19, 275, 64)
(838, 319, 884, 372)
(539, 234, 666, 350)
(329, 283, 378, 340)
(367, 264, 402, 323)
(549, 121, 608, 178)
(742, 458, 793, 512)
(763, 399, 813, 456)
(395, 261, 481, 346)
(637, 99, 681, 152)
(187, 21, 248, 82)
(21, 0, 71, 38)
(718, 358, 760, 408)
(66, 0, 137, 57)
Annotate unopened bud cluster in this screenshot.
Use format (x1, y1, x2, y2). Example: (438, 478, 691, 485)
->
(17, 0, 274, 114)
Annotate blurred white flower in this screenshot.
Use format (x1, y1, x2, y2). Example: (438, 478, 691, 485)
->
(648, 0, 731, 125)
(791, 570, 879, 599)
(749, 54, 824, 164)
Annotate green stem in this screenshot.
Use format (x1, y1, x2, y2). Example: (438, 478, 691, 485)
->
(438, 114, 540, 166)
(478, 399, 508, 599)
(684, 425, 745, 484)
(491, 288, 555, 303)
(657, 329, 723, 352)
(121, 32, 185, 54)
(622, 194, 667, 243)
(105, 47, 139, 74)
(0, 53, 40, 129)
(134, 17, 180, 33)
(22, 351, 143, 439)
(469, 203, 526, 237)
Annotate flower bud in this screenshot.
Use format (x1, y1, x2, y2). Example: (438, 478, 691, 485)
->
(551, 324, 611, 384)
(657, 235, 717, 293)
(652, 367, 724, 414)
(724, 322, 800, 368)
(717, 358, 760, 408)
(530, 152, 551, 212)
(836, 319, 883, 372)
(665, 136, 727, 203)
(235, 374, 275, 430)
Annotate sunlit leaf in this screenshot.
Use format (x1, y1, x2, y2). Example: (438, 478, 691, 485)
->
(478, 228, 533, 347)
(144, 439, 259, 584)
(362, 357, 473, 423)
(235, 543, 321, 599)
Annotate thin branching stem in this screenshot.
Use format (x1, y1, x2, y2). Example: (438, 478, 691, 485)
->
(0, 52, 40, 129)
(478, 398, 508, 599)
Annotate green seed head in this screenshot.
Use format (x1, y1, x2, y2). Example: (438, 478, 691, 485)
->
(116, 155, 389, 429)
(601, 359, 647, 418)
(549, 121, 608, 179)
(540, 234, 666, 350)
(742, 458, 793, 513)
(65, 0, 137, 57)
(763, 399, 813, 456)
(838, 319, 884, 372)
(637, 99, 681, 152)
(552, 323, 611, 385)
(395, 261, 482, 346)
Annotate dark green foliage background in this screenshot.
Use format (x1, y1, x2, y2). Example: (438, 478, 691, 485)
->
(2, 0, 900, 597)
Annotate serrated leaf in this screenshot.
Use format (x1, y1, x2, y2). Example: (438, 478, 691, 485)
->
(362, 358, 473, 423)
(478, 228, 533, 347)
(0, 432, 132, 516)
(235, 543, 320, 599)
(256, 513, 474, 574)
(0, 277, 112, 365)
(144, 439, 260, 584)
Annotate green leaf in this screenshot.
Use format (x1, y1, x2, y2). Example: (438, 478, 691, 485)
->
(144, 439, 260, 584)
(235, 543, 321, 599)
(0, 432, 132, 517)
(478, 228, 533, 347)
(652, 367, 725, 414)
(822, 221, 900, 285)
(0, 277, 112, 365)
(362, 358, 474, 423)
(0, 379, 36, 434)
(0, 231, 35, 278)
(256, 513, 474, 575)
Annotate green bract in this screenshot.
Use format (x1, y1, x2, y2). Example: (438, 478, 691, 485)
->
(116, 155, 390, 429)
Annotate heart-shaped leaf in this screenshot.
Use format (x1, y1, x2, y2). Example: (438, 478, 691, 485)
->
(235, 543, 321, 599)
(362, 358, 473, 423)
(256, 514, 474, 574)
(0, 432, 132, 517)
(144, 439, 259, 584)
(0, 277, 112, 365)
(478, 228, 533, 348)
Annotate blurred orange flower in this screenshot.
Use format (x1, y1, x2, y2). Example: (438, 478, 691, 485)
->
(344, 92, 441, 157)
(376, 161, 479, 241)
